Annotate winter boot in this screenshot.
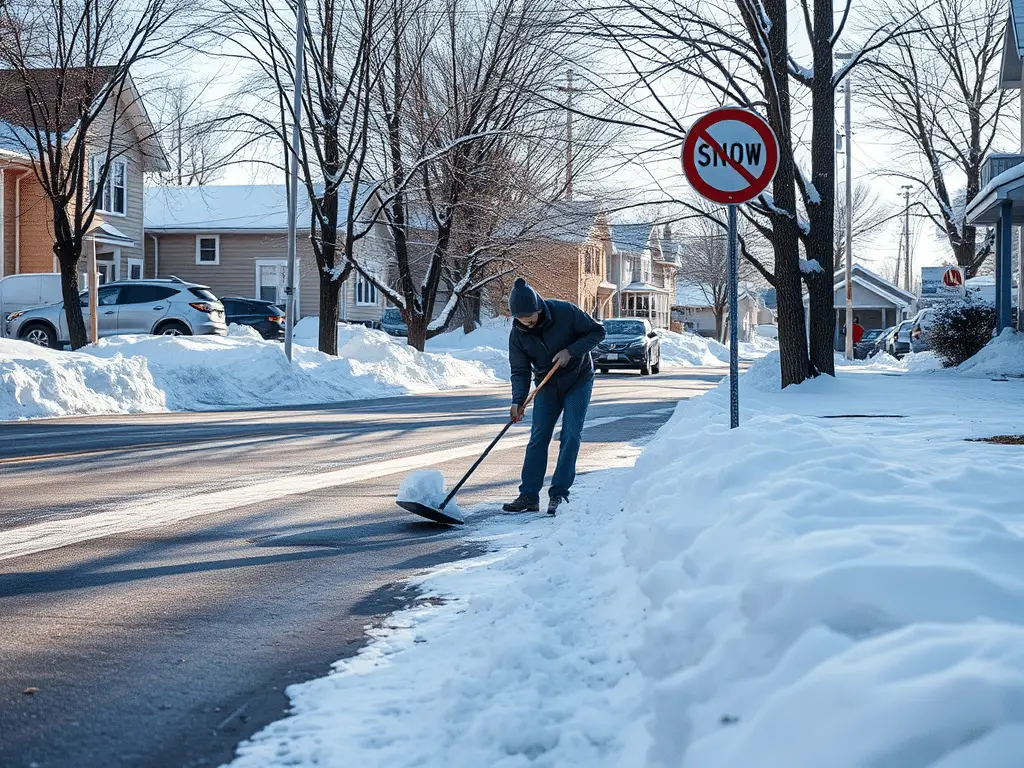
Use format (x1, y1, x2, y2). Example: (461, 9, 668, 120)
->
(547, 495, 567, 516)
(502, 494, 540, 513)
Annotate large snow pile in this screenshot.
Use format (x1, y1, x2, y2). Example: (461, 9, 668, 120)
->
(656, 330, 730, 366)
(957, 328, 1024, 378)
(230, 353, 1024, 768)
(426, 319, 513, 381)
(1, 326, 501, 420)
(0, 338, 165, 420)
(88, 331, 499, 411)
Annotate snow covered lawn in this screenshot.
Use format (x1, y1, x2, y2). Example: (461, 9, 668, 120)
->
(231, 333, 1024, 768)
(0, 324, 499, 421)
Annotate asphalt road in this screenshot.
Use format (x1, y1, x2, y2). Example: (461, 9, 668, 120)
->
(0, 366, 726, 768)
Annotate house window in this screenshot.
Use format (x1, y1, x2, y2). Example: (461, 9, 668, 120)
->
(356, 271, 378, 305)
(128, 258, 144, 280)
(89, 155, 127, 215)
(195, 235, 220, 265)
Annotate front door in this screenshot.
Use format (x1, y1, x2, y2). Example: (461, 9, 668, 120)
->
(256, 260, 299, 311)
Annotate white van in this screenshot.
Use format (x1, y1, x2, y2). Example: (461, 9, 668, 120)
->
(0, 274, 63, 338)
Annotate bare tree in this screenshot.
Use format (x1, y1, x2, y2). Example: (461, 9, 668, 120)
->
(221, 0, 389, 355)
(148, 76, 237, 186)
(864, 0, 1014, 278)
(574, 0, 915, 384)
(0, 0, 189, 349)
(834, 181, 893, 269)
(678, 204, 757, 342)
(356, 0, 584, 351)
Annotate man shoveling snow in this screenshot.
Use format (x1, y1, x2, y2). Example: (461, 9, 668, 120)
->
(503, 277, 605, 516)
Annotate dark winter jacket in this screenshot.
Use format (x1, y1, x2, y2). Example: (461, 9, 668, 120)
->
(509, 299, 606, 406)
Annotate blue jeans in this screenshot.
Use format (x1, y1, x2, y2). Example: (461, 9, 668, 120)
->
(519, 373, 594, 501)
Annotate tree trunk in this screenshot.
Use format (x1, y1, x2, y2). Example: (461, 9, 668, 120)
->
(762, 0, 810, 388)
(804, 269, 833, 365)
(318, 272, 341, 356)
(714, 307, 725, 343)
(406, 316, 427, 352)
(57, 250, 88, 350)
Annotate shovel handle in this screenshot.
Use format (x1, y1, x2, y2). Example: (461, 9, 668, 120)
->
(438, 360, 561, 510)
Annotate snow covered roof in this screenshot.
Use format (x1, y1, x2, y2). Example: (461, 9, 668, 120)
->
(675, 281, 759, 308)
(622, 281, 670, 294)
(610, 223, 653, 254)
(966, 158, 1024, 226)
(1000, 0, 1024, 87)
(145, 184, 378, 233)
(86, 221, 134, 246)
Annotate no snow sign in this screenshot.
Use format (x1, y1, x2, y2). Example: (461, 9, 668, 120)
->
(681, 107, 779, 205)
(680, 107, 779, 429)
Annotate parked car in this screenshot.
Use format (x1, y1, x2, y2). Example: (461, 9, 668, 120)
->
(595, 318, 661, 375)
(854, 327, 886, 359)
(222, 297, 285, 340)
(0, 273, 62, 338)
(910, 308, 936, 353)
(885, 320, 913, 359)
(5, 278, 227, 348)
(868, 326, 893, 358)
(381, 307, 408, 337)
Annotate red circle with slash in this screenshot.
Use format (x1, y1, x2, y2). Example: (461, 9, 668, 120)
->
(681, 107, 780, 205)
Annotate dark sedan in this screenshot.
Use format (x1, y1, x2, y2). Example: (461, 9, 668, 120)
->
(222, 297, 286, 340)
(854, 328, 886, 359)
(595, 318, 661, 375)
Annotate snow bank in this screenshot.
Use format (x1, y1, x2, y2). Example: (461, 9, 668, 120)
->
(0, 339, 165, 420)
(87, 332, 498, 411)
(426, 319, 513, 381)
(396, 470, 462, 520)
(2, 325, 502, 420)
(656, 331, 730, 366)
(957, 328, 1024, 378)
(230, 352, 1024, 768)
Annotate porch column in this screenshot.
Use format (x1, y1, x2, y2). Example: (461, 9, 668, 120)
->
(997, 200, 1013, 332)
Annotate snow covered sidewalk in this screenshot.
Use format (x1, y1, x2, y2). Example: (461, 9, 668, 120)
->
(230, 337, 1024, 768)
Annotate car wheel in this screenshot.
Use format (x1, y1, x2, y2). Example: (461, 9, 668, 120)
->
(20, 323, 57, 349)
(640, 354, 652, 376)
(156, 321, 192, 337)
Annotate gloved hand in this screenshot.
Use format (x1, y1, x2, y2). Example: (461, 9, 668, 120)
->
(510, 404, 524, 423)
(552, 349, 571, 367)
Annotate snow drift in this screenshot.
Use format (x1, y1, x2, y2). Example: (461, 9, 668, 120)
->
(229, 351, 1024, 768)
(1, 326, 500, 420)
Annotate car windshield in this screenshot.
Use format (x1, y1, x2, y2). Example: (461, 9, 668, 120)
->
(383, 308, 403, 322)
(862, 329, 883, 342)
(603, 320, 645, 336)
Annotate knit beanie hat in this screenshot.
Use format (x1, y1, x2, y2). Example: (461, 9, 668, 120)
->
(508, 277, 543, 317)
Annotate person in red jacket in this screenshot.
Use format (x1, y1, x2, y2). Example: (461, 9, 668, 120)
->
(851, 316, 865, 345)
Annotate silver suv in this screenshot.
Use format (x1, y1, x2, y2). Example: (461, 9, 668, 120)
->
(5, 277, 227, 348)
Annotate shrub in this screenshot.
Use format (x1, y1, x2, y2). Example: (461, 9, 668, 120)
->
(928, 299, 997, 367)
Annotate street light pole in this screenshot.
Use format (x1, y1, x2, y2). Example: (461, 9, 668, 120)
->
(902, 185, 912, 292)
(284, 0, 307, 363)
(836, 52, 854, 361)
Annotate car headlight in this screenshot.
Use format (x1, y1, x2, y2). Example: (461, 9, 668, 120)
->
(628, 339, 646, 349)
(6, 311, 25, 322)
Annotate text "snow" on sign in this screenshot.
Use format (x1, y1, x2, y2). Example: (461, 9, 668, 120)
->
(697, 142, 764, 168)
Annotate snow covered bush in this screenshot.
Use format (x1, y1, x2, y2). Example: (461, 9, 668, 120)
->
(928, 298, 996, 367)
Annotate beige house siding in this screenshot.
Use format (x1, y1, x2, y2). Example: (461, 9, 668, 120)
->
(15, 173, 55, 273)
(86, 101, 146, 277)
(150, 227, 391, 322)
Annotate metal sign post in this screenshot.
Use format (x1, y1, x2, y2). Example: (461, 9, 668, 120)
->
(726, 204, 740, 428)
(681, 107, 780, 428)
(284, 0, 307, 363)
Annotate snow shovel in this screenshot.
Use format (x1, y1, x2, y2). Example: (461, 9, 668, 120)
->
(398, 360, 562, 525)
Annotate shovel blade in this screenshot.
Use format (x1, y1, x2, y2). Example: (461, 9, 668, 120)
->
(397, 499, 464, 525)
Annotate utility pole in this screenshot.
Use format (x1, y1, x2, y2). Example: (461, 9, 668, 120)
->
(284, 0, 307, 362)
(902, 185, 912, 292)
(556, 68, 582, 202)
(1018, 88, 1023, 330)
(836, 52, 854, 360)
